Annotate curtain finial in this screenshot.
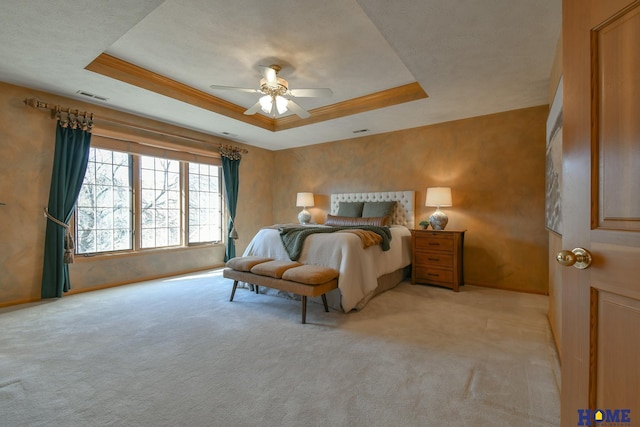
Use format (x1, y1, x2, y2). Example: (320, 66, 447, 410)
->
(219, 145, 244, 160)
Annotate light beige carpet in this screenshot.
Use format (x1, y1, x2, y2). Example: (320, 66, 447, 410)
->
(0, 269, 560, 426)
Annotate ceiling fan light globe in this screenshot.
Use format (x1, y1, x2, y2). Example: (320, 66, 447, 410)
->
(275, 96, 288, 114)
(259, 95, 272, 114)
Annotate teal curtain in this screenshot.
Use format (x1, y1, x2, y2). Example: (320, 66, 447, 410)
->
(41, 120, 92, 298)
(220, 148, 241, 261)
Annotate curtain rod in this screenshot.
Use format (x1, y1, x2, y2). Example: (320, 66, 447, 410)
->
(24, 98, 94, 120)
(23, 98, 249, 154)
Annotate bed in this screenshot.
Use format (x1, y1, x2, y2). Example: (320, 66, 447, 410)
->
(241, 191, 415, 312)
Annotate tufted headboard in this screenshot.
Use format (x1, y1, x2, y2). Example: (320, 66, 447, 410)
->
(330, 191, 415, 228)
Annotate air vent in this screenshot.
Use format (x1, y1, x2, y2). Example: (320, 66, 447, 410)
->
(218, 131, 238, 139)
(76, 90, 109, 102)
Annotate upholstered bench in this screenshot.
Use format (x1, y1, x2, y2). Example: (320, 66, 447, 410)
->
(223, 256, 339, 324)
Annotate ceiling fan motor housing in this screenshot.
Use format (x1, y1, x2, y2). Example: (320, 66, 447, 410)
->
(260, 77, 288, 96)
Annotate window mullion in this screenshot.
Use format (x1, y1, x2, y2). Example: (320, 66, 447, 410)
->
(132, 155, 142, 251)
(181, 162, 188, 247)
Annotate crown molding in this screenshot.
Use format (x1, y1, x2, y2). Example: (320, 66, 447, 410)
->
(86, 53, 427, 132)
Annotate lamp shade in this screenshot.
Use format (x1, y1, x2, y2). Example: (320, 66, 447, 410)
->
(296, 192, 314, 207)
(425, 187, 452, 207)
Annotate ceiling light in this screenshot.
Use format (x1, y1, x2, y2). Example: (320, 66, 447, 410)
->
(275, 96, 288, 115)
(259, 94, 290, 116)
(259, 95, 273, 114)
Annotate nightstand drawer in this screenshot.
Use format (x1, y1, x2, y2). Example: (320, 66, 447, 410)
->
(415, 252, 453, 268)
(415, 266, 453, 284)
(415, 234, 454, 252)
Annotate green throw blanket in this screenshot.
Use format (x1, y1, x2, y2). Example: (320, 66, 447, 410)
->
(279, 225, 392, 261)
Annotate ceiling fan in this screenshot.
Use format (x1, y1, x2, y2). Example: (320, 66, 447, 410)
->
(209, 64, 332, 119)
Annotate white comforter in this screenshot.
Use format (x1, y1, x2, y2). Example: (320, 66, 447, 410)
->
(242, 225, 412, 312)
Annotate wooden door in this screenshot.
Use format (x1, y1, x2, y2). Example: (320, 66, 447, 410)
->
(562, 0, 640, 425)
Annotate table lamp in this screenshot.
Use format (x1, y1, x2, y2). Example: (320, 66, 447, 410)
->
(296, 192, 314, 224)
(426, 187, 452, 230)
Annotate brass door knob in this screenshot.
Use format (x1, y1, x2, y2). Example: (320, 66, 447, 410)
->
(556, 247, 592, 269)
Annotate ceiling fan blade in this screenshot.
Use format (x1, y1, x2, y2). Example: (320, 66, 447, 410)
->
(286, 99, 311, 119)
(288, 88, 333, 98)
(210, 85, 260, 94)
(244, 101, 262, 115)
(258, 66, 278, 87)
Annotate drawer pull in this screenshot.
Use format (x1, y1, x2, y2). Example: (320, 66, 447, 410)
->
(428, 257, 440, 261)
(428, 242, 440, 246)
(427, 273, 440, 277)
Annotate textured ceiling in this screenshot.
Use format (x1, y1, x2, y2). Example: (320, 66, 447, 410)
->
(0, 0, 561, 150)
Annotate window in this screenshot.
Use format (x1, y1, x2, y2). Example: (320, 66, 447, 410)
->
(75, 147, 223, 255)
(76, 148, 133, 254)
(140, 156, 181, 248)
(188, 163, 222, 244)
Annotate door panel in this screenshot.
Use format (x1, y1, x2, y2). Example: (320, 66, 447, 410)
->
(595, 3, 640, 230)
(596, 291, 640, 407)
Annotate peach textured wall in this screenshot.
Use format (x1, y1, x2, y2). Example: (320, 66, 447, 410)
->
(0, 85, 54, 305)
(272, 106, 549, 294)
(0, 82, 274, 306)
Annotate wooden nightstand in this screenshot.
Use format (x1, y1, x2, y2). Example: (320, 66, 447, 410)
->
(410, 229, 466, 291)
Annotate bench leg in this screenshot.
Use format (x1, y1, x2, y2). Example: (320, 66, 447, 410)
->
(322, 294, 329, 312)
(301, 296, 307, 324)
(230, 280, 238, 302)
(255, 285, 259, 294)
